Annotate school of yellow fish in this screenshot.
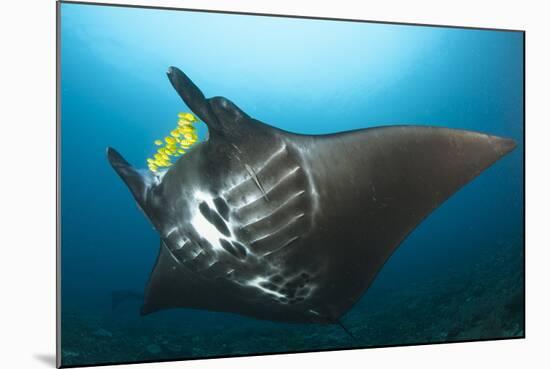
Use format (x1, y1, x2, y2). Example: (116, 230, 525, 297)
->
(146, 112, 200, 173)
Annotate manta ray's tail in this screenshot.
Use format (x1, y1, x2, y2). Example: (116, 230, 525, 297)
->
(336, 319, 357, 342)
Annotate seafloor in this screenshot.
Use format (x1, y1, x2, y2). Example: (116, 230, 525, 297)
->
(61, 238, 524, 367)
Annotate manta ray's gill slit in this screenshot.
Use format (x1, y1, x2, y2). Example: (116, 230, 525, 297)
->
(240, 190, 306, 229)
(162, 241, 182, 264)
(219, 238, 247, 259)
(257, 144, 288, 173)
(234, 166, 302, 210)
(162, 226, 190, 252)
(213, 197, 230, 221)
(146, 112, 200, 172)
(221, 175, 252, 195)
(190, 190, 255, 258)
(190, 204, 227, 253)
(249, 213, 305, 245)
(177, 238, 190, 249)
(262, 235, 300, 257)
(164, 226, 178, 238)
(199, 201, 230, 237)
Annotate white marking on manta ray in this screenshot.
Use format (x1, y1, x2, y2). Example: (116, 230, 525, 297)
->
(245, 164, 269, 201)
(238, 271, 319, 305)
(221, 143, 287, 196)
(245, 277, 285, 299)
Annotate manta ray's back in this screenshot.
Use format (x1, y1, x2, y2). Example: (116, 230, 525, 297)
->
(107, 67, 516, 324)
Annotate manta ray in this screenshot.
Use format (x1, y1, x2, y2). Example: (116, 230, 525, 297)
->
(107, 66, 516, 325)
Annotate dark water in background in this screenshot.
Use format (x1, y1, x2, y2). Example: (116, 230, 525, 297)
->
(59, 3, 524, 366)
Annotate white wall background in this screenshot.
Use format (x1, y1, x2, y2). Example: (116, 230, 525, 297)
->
(0, 0, 548, 368)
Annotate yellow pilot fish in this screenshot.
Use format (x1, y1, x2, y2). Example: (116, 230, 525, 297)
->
(146, 112, 200, 172)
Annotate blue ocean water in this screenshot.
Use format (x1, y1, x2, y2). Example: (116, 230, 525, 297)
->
(59, 3, 524, 366)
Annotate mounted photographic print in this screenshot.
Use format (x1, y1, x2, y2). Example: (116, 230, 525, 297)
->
(57, 1, 525, 367)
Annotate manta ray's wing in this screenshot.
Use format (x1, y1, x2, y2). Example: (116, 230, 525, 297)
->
(277, 126, 516, 319)
(298, 125, 517, 253)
